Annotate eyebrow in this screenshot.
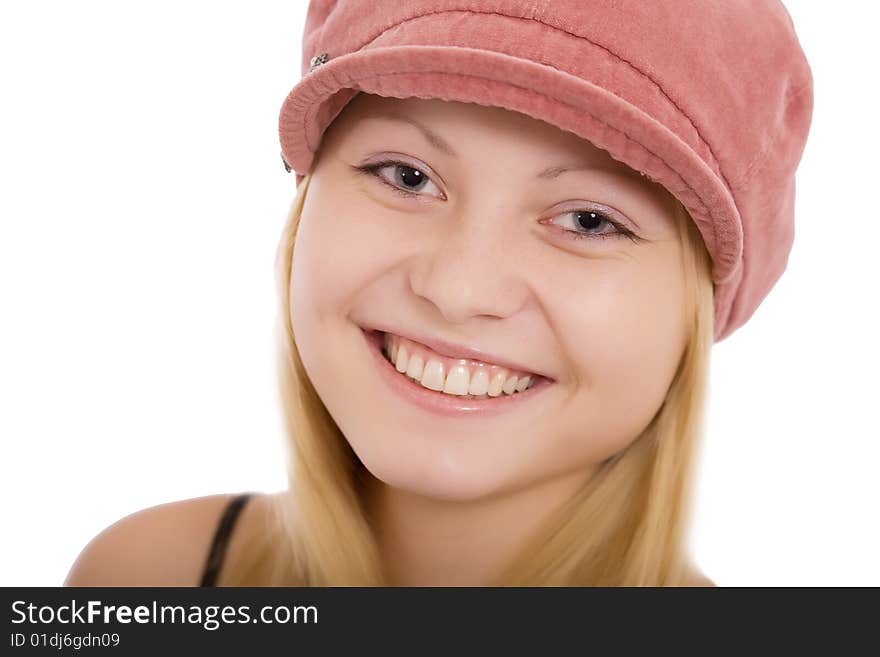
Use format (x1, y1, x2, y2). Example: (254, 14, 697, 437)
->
(359, 112, 611, 180)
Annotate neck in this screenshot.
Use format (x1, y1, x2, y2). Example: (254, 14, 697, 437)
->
(364, 467, 597, 586)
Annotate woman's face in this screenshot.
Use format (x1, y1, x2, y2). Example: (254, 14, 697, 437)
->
(290, 93, 687, 502)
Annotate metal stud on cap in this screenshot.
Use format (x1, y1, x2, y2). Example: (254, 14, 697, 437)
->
(308, 52, 330, 72)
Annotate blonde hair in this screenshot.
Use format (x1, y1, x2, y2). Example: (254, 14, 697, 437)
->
(226, 160, 715, 586)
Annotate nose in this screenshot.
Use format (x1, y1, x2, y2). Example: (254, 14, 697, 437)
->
(408, 208, 533, 325)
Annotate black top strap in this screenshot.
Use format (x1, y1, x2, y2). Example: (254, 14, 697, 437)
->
(199, 492, 255, 587)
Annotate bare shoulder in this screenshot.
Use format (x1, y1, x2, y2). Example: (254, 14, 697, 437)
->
(684, 571, 717, 587)
(64, 492, 273, 586)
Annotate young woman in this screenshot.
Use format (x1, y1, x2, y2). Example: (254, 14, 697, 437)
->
(65, 0, 813, 587)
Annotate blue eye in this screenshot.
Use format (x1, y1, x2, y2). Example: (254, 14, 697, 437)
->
(352, 159, 643, 245)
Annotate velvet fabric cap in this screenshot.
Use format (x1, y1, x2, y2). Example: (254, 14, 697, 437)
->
(278, 0, 814, 343)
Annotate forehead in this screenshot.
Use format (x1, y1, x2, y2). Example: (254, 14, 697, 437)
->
(327, 93, 662, 190)
(322, 94, 681, 228)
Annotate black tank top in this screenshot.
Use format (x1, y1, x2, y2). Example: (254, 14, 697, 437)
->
(199, 492, 255, 587)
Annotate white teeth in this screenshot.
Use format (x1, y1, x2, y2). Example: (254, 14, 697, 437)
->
(468, 369, 490, 396)
(515, 376, 533, 392)
(395, 345, 409, 374)
(382, 332, 536, 398)
(405, 353, 425, 380)
(419, 359, 445, 391)
(384, 331, 399, 362)
(443, 365, 471, 395)
(487, 371, 506, 397)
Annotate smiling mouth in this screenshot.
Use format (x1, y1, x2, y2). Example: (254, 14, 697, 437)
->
(366, 328, 553, 401)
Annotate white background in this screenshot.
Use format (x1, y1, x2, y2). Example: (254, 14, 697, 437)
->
(1, 2, 877, 587)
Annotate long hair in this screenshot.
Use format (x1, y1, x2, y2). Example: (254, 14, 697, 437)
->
(226, 155, 715, 586)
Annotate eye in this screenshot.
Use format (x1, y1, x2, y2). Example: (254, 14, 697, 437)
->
(353, 159, 445, 201)
(546, 208, 643, 244)
(352, 159, 643, 245)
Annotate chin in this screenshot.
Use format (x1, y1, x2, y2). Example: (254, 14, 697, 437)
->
(357, 448, 513, 503)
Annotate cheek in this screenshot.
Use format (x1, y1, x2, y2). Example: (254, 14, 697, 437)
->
(554, 259, 686, 455)
(290, 188, 391, 323)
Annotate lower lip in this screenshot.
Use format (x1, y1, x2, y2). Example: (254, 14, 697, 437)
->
(359, 327, 555, 417)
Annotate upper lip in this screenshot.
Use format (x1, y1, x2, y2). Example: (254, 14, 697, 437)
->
(361, 323, 555, 382)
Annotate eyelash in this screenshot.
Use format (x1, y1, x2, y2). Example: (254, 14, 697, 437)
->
(353, 159, 643, 245)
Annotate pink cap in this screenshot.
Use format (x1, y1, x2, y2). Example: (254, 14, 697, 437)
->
(278, 0, 814, 342)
